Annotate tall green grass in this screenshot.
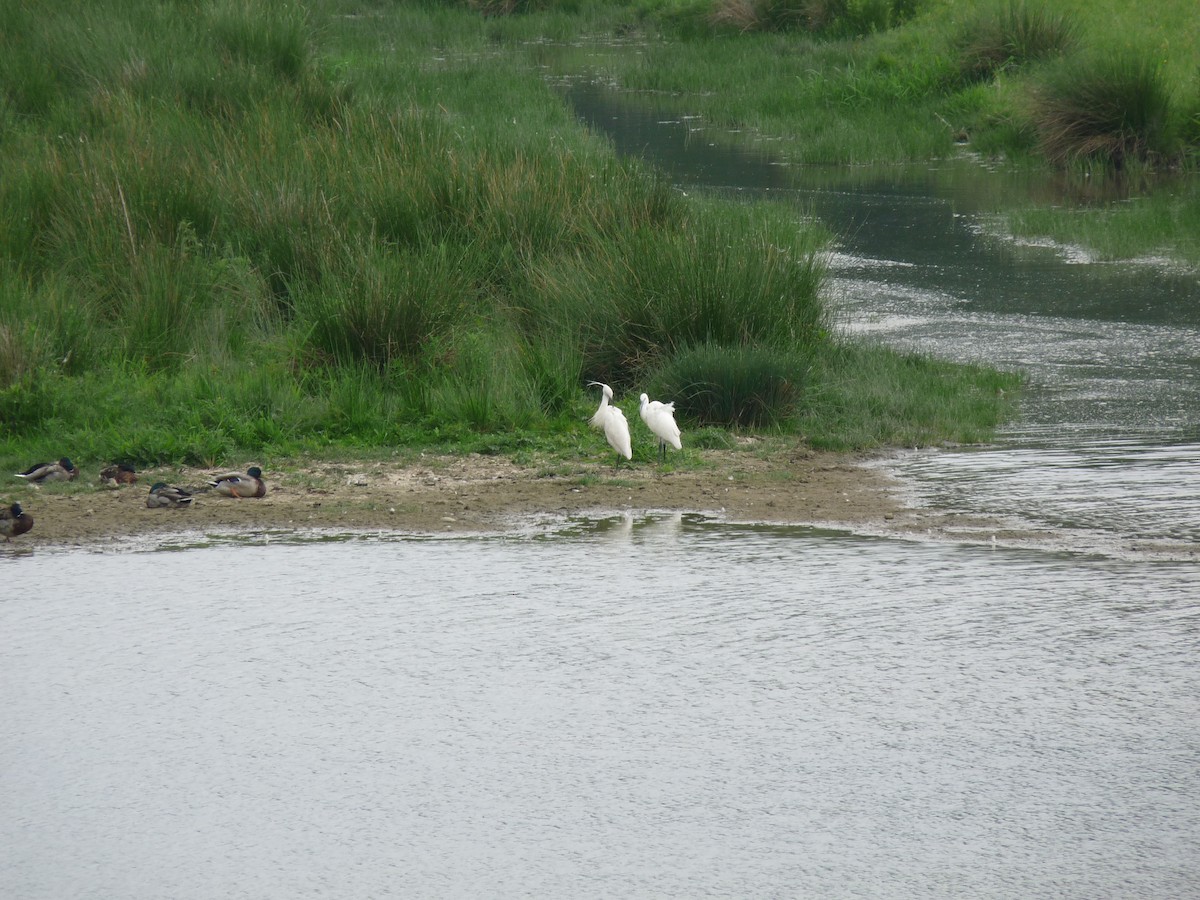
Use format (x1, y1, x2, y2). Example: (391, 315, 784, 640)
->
(292, 241, 483, 371)
(796, 343, 1023, 450)
(955, 0, 1079, 83)
(706, 0, 917, 38)
(1031, 49, 1178, 166)
(647, 343, 809, 427)
(0, 0, 1018, 475)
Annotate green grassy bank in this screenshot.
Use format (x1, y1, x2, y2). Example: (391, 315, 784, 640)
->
(486, 0, 1200, 265)
(0, 0, 1017, 478)
(595, 0, 1199, 168)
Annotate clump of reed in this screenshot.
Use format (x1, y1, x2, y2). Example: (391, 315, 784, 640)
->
(0, 323, 38, 391)
(647, 343, 809, 428)
(955, 0, 1079, 83)
(520, 197, 830, 426)
(292, 241, 483, 372)
(1030, 48, 1179, 168)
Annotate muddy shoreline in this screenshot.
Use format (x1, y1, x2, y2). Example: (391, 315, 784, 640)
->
(5, 447, 919, 549)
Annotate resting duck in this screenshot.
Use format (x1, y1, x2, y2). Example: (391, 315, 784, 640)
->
(146, 482, 193, 508)
(209, 466, 267, 499)
(15, 458, 78, 484)
(1, 502, 33, 542)
(100, 463, 138, 487)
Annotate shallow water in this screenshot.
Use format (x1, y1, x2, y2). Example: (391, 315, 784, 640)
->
(4, 522, 1198, 898)
(4, 71, 1200, 900)
(565, 81, 1200, 558)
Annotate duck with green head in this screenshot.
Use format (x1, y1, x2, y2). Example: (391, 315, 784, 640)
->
(15, 458, 78, 484)
(209, 466, 267, 499)
(1, 501, 33, 542)
(146, 483, 193, 508)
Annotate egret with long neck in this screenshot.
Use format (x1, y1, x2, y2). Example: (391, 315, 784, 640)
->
(639, 393, 682, 461)
(588, 382, 632, 467)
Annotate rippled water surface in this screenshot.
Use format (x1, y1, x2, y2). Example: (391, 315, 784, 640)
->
(4, 523, 1199, 898)
(566, 81, 1200, 557)
(5, 74, 1200, 900)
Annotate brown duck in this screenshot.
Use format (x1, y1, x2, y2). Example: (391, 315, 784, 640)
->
(1, 502, 33, 542)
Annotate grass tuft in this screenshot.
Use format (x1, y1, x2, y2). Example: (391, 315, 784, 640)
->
(209, 0, 312, 81)
(1032, 48, 1178, 167)
(293, 241, 481, 371)
(610, 202, 831, 363)
(648, 343, 810, 428)
(956, 0, 1079, 83)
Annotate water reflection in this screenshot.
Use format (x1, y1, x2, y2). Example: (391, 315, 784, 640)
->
(566, 509, 685, 544)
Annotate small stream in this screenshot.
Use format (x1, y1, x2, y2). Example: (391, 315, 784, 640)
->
(565, 81, 1200, 558)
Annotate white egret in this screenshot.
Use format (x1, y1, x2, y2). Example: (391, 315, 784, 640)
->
(588, 382, 632, 466)
(639, 393, 682, 461)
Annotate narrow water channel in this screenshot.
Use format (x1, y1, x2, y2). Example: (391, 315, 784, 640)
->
(564, 81, 1200, 558)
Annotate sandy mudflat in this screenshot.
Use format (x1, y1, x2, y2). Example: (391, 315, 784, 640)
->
(5, 443, 922, 549)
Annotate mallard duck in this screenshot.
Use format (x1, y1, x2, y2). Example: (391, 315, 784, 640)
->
(146, 482, 193, 508)
(15, 458, 78, 484)
(208, 466, 267, 498)
(0, 501, 33, 542)
(100, 463, 138, 487)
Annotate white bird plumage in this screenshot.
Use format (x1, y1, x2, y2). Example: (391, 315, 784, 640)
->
(639, 392, 682, 460)
(588, 382, 632, 465)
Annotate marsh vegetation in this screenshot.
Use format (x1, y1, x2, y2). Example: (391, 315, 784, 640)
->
(529, 0, 1199, 257)
(2, 0, 1078, 477)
